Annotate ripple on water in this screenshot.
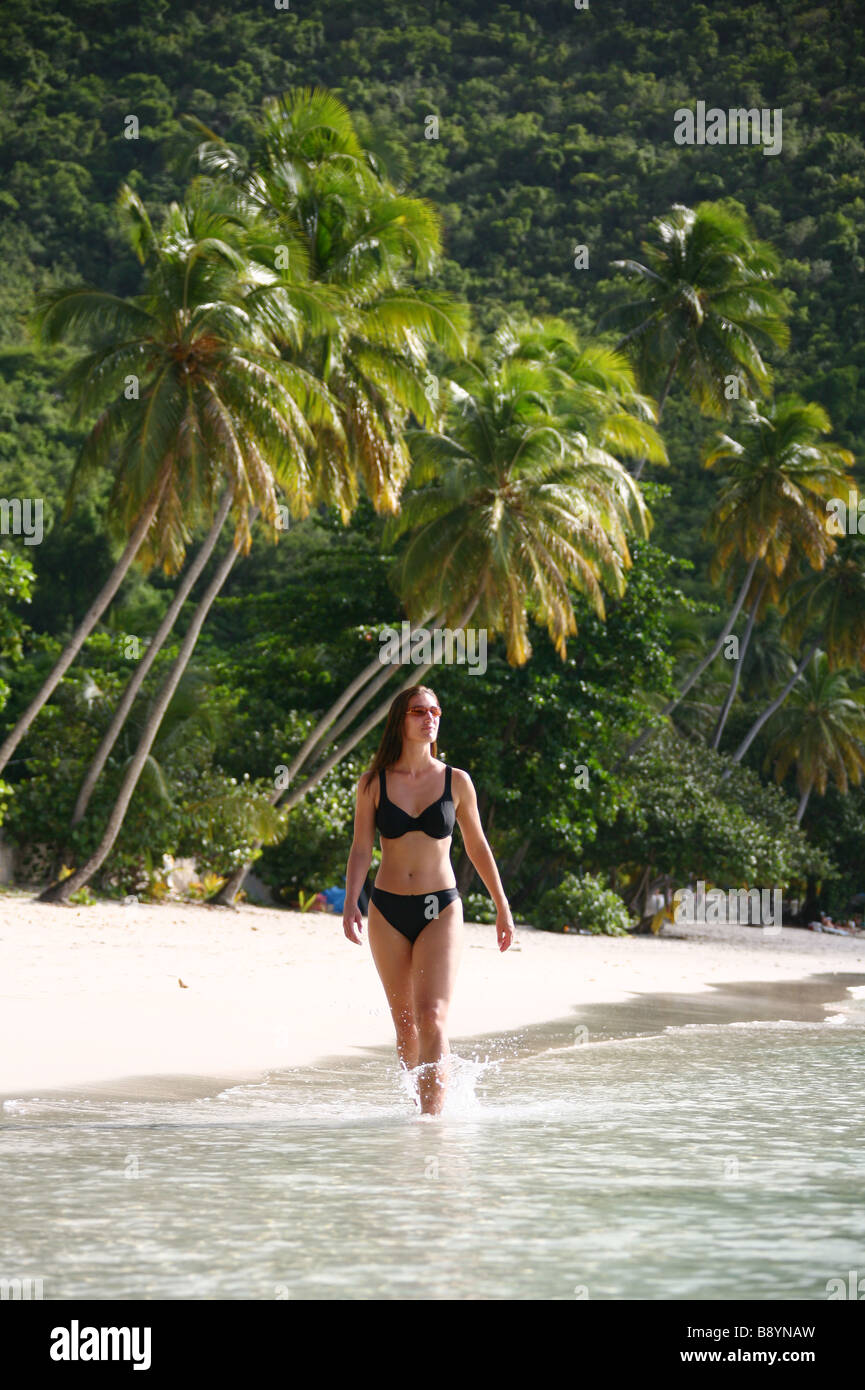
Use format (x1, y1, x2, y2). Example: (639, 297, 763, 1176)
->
(2, 1017, 864, 1299)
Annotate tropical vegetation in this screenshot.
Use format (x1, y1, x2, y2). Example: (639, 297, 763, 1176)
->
(1, 2, 863, 929)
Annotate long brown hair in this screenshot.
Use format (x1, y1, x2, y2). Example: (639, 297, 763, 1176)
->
(361, 685, 439, 792)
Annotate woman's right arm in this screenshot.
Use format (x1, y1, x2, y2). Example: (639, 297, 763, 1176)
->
(343, 775, 375, 944)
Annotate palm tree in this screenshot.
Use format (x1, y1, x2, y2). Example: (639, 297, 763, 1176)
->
(396, 329, 653, 651)
(38, 178, 337, 831)
(0, 177, 332, 783)
(624, 395, 854, 760)
(705, 395, 853, 746)
(37, 184, 342, 902)
(738, 607, 794, 701)
(0, 178, 211, 779)
(288, 317, 661, 773)
(299, 333, 654, 765)
(766, 652, 865, 822)
(69, 486, 233, 825)
(619, 552, 764, 765)
(726, 534, 865, 771)
(188, 87, 468, 520)
(710, 569, 769, 748)
(496, 316, 669, 471)
(605, 200, 791, 478)
(287, 318, 667, 783)
(190, 90, 468, 817)
(0, 473, 171, 778)
(98, 661, 289, 871)
(40, 506, 261, 900)
(184, 90, 470, 904)
(69, 92, 421, 827)
(212, 328, 658, 905)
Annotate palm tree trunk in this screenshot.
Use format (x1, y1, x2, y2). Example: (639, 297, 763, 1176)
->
(209, 595, 481, 906)
(283, 595, 480, 810)
(284, 605, 444, 784)
(70, 486, 235, 826)
(796, 783, 812, 824)
(621, 553, 761, 763)
(210, 659, 441, 908)
(722, 635, 821, 776)
(297, 606, 450, 768)
(631, 349, 679, 481)
(632, 870, 667, 933)
(38, 507, 259, 903)
(0, 469, 171, 777)
(710, 576, 766, 750)
(627, 865, 651, 916)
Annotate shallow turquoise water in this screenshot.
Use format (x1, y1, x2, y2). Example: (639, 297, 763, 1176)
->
(3, 994, 864, 1301)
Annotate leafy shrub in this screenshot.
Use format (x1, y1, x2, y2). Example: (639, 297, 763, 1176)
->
(186, 871, 227, 901)
(2, 640, 287, 892)
(68, 885, 97, 905)
(463, 890, 497, 923)
(253, 757, 368, 903)
(536, 872, 632, 936)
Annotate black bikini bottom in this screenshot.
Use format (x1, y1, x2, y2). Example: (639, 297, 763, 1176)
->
(370, 886, 461, 945)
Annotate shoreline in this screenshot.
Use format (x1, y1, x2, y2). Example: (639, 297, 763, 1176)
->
(7, 970, 862, 1110)
(2, 892, 864, 1105)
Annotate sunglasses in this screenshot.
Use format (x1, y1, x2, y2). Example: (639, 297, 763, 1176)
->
(407, 705, 441, 719)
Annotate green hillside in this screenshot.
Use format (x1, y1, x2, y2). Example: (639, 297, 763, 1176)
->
(0, 0, 863, 918)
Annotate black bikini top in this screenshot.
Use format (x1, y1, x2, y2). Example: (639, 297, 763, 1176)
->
(375, 764, 456, 840)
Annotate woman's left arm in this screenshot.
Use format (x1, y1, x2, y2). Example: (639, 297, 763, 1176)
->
(453, 768, 515, 952)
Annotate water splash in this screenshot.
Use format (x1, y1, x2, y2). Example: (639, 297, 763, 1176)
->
(398, 1051, 500, 1119)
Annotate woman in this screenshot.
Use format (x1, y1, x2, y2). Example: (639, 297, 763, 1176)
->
(343, 684, 514, 1116)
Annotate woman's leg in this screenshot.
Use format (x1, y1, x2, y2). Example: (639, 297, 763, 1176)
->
(367, 899, 418, 1071)
(411, 897, 464, 1115)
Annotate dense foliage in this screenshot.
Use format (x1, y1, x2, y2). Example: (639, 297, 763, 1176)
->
(1, 3, 863, 919)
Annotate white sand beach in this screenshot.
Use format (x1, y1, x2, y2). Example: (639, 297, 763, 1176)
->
(1, 890, 864, 1099)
